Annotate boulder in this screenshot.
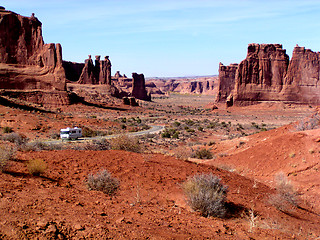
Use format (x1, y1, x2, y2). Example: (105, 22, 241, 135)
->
(131, 73, 151, 101)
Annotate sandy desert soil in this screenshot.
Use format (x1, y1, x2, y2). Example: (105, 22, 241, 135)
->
(0, 92, 319, 239)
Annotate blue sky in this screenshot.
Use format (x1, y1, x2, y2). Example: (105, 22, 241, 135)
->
(2, 0, 320, 77)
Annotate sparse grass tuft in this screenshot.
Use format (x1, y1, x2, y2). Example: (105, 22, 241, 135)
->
(182, 173, 228, 217)
(0, 145, 16, 172)
(268, 172, 298, 212)
(86, 169, 120, 195)
(110, 134, 141, 153)
(27, 159, 47, 176)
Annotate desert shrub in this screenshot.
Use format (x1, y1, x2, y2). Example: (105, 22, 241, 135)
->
(161, 128, 179, 139)
(27, 159, 47, 176)
(182, 173, 228, 217)
(269, 172, 298, 212)
(1, 132, 28, 147)
(0, 145, 16, 172)
(80, 139, 111, 151)
(23, 140, 63, 151)
(2, 126, 13, 133)
(296, 112, 320, 131)
(173, 146, 193, 160)
(110, 134, 141, 153)
(82, 127, 99, 137)
(86, 169, 119, 195)
(49, 132, 60, 140)
(191, 148, 213, 159)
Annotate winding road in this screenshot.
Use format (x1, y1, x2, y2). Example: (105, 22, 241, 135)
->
(47, 125, 165, 144)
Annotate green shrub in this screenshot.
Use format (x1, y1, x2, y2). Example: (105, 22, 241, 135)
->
(191, 149, 213, 159)
(86, 169, 119, 195)
(27, 159, 47, 176)
(2, 126, 13, 133)
(0, 145, 16, 172)
(110, 134, 141, 153)
(182, 173, 228, 217)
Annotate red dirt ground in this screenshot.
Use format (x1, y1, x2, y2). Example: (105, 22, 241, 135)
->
(1, 149, 320, 239)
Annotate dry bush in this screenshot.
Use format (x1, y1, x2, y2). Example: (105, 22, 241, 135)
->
(191, 148, 213, 159)
(84, 139, 111, 151)
(0, 145, 16, 172)
(269, 172, 298, 211)
(27, 159, 47, 176)
(296, 112, 320, 131)
(86, 169, 120, 195)
(1, 132, 28, 147)
(23, 140, 63, 151)
(182, 173, 228, 218)
(110, 134, 141, 153)
(173, 146, 193, 160)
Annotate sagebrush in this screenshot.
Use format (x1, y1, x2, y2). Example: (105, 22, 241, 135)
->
(191, 148, 213, 159)
(182, 173, 228, 217)
(110, 134, 141, 152)
(86, 169, 120, 195)
(269, 172, 298, 211)
(1, 132, 28, 147)
(0, 145, 16, 172)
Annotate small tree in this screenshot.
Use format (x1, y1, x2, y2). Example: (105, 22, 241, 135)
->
(182, 173, 228, 217)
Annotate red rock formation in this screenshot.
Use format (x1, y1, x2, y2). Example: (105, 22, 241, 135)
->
(0, 8, 68, 106)
(281, 45, 320, 104)
(218, 43, 320, 106)
(77, 55, 111, 85)
(146, 77, 217, 95)
(132, 73, 151, 101)
(0, 9, 66, 91)
(234, 43, 289, 103)
(215, 63, 238, 102)
(62, 61, 85, 82)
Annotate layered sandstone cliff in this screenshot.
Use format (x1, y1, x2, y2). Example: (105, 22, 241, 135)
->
(0, 8, 68, 106)
(217, 43, 320, 105)
(234, 43, 289, 102)
(281, 46, 320, 104)
(215, 63, 238, 102)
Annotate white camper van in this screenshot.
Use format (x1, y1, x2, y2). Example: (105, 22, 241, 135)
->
(60, 127, 82, 140)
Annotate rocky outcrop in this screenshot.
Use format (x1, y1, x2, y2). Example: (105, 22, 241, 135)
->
(217, 43, 320, 106)
(77, 55, 111, 85)
(62, 61, 85, 82)
(0, 8, 68, 106)
(234, 43, 289, 102)
(132, 73, 151, 101)
(215, 63, 238, 102)
(145, 77, 217, 95)
(281, 45, 320, 104)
